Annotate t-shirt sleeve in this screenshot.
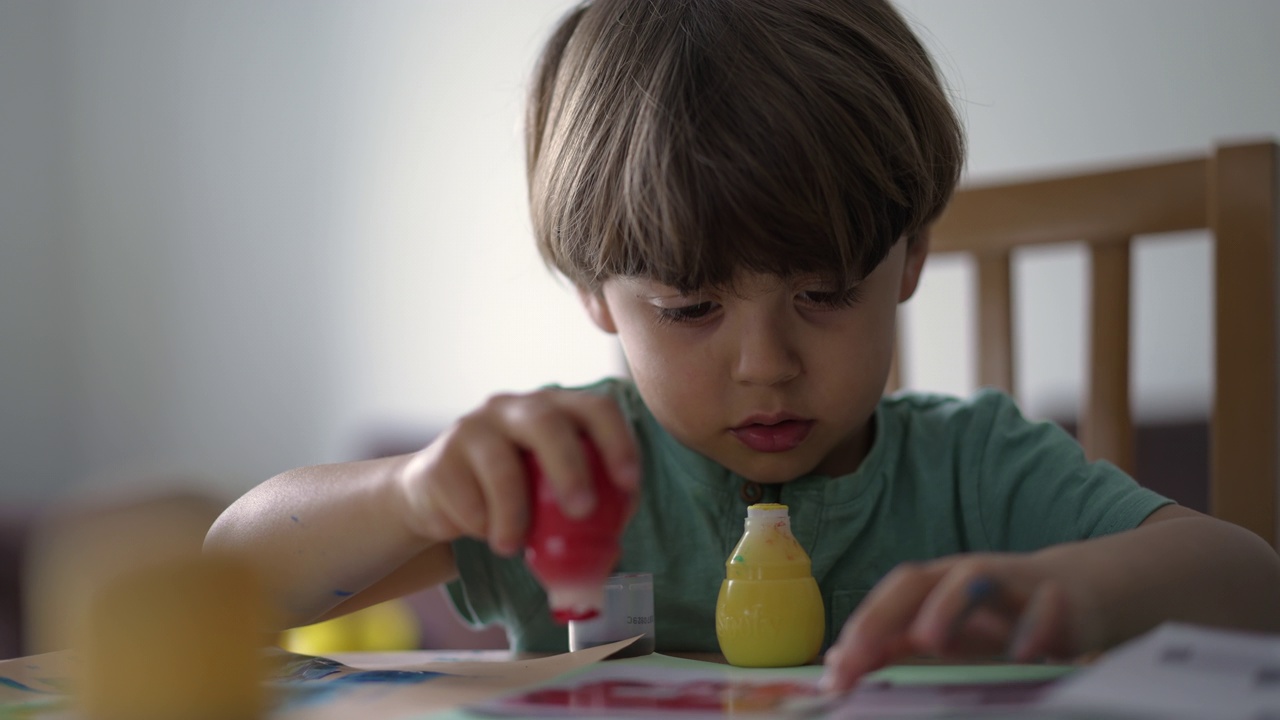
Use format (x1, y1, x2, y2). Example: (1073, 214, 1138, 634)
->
(445, 538, 518, 628)
(446, 537, 570, 650)
(961, 390, 1174, 552)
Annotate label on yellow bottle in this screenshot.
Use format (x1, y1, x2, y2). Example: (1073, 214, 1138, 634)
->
(715, 503, 824, 667)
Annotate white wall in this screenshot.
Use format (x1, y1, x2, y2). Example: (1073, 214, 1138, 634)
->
(0, 2, 77, 506)
(1, 1, 1277, 507)
(55, 2, 357, 503)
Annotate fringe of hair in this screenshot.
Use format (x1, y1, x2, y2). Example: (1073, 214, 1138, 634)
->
(527, 0, 964, 292)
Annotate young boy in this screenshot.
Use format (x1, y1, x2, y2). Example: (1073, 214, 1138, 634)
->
(206, 0, 1280, 692)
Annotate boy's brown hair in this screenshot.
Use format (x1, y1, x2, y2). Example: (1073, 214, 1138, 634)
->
(527, 0, 964, 293)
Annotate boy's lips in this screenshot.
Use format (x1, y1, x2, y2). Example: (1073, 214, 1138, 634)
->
(730, 416, 814, 453)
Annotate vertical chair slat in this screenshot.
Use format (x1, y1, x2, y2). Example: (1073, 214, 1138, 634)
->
(1211, 142, 1279, 546)
(977, 252, 1015, 396)
(1083, 238, 1135, 476)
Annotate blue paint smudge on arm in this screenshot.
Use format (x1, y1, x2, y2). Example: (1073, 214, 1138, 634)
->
(332, 589, 354, 597)
(290, 515, 300, 523)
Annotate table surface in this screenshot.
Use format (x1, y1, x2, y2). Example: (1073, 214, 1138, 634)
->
(0, 644, 1083, 720)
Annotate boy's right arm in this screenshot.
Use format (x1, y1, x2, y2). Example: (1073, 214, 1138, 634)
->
(204, 453, 450, 629)
(204, 389, 640, 631)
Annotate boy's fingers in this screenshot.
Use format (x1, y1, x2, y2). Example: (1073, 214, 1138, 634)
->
(949, 607, 1018, 657)
(856, 562, 950, 640)
(911, 562, 1029, 654)
(498, 389, 639, 520)
(908, 565, 994, 652)
(823, 562, 946, 689)
(533, 438, 596, 520)
(498, 397, 595, 519)
(406, 468, 467, 545)
(399, 442, 483, 544)
(427, 463, 489, 541)
(417, 510, 465, 549)
(465, 438, 529, 557)
(1008, 581, 1074, 661)
(568, 393, 641, 492)
(822, 631, 914, 693)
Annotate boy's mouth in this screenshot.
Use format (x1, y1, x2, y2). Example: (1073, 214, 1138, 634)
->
(730, 417, 814, 453)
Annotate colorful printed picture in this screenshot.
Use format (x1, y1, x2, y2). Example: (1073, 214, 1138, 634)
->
(475, 668, 820, 717)
(473, 664, 1064, 719)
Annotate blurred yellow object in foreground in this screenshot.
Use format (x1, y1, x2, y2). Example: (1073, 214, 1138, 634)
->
(25, 492, 266, 720)
(281, 598, 421, 655)
(82, 555, 266, 720)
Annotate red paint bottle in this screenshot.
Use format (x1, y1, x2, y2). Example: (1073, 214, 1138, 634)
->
(523, 437, 630, 624)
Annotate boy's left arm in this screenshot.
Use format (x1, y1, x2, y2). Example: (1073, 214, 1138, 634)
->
(822, 506, 1280, 691)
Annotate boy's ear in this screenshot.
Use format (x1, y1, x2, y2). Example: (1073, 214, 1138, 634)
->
(577, 286, 618, 334)
(898, 230, 930, 302)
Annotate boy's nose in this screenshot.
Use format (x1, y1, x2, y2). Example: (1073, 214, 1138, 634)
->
(730, 319, 802, 387)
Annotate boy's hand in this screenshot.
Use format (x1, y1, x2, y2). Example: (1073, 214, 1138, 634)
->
(821, 554, 1087, 692)
(393, 389, 640, 558)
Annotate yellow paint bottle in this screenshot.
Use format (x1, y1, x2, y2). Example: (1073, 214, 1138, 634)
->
(715, 503, 824, 667)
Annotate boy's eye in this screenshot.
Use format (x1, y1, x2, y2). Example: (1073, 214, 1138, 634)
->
(656, 301, 717, 325)
(797, 286, 863, 308)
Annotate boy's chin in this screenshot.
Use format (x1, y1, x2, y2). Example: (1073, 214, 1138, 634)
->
(718, 452, 826, 485)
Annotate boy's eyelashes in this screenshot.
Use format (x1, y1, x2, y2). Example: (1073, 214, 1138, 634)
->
(651, 286, 864, 326)
(655, 301, 717, 325)
(796, 285, 864, 308)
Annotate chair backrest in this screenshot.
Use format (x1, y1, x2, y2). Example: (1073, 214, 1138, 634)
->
(902, 141, 1278, 547)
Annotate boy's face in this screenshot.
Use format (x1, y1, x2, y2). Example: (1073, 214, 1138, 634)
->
(580, 237, 928, 483)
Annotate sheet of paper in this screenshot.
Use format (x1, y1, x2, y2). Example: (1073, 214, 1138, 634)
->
(0, 649, 76, 711)
(471, 664, 817, 718)
(1043, 622, 1280, 720)
(0, 637, 645, 719)
(461, 653, 1077, 719)
(271, 635, 644, 720)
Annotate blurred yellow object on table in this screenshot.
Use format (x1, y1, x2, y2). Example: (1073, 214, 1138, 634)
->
(280, 598, 421, 655)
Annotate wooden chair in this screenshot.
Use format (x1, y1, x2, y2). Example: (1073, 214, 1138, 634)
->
(897, 141, 1278, 547)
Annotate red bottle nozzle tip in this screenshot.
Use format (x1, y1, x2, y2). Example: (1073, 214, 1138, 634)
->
(552, 607, 600, 625)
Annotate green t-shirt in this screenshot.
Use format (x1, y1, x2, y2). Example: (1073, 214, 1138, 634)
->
(446, 378, 1171, 653)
